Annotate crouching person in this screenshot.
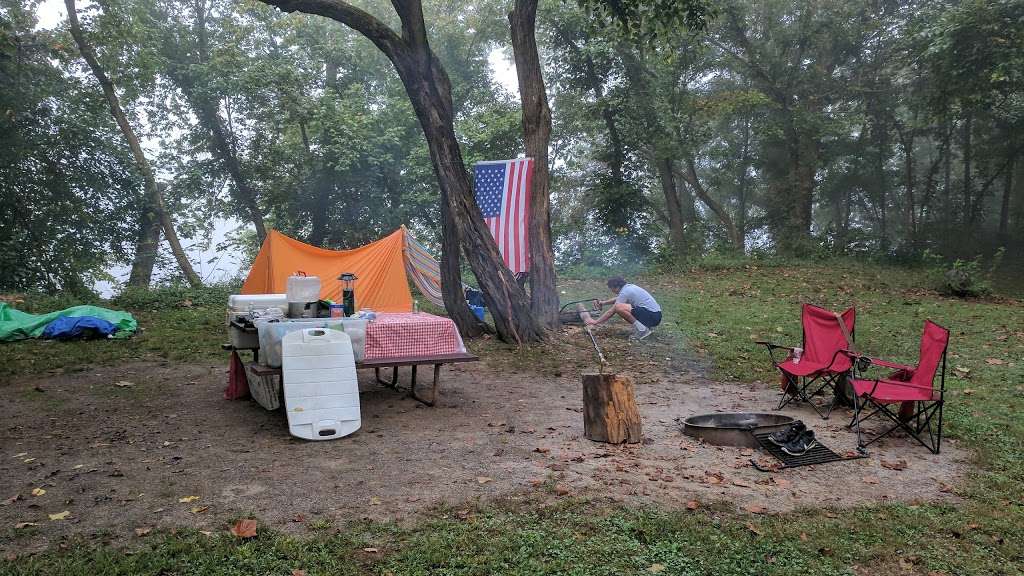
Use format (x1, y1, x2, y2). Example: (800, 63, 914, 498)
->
(585, 277, 662, 340)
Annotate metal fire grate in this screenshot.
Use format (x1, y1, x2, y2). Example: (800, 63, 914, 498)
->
(751, 431, 858, 471)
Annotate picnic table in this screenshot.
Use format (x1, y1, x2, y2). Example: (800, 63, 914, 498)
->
(237, 312, 477, 406)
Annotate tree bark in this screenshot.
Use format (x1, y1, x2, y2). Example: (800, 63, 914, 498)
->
(681, 157, 743, 250)
(509, 0, 558, 331)
(66, 0, 202, 287)
(126, 208, 162, 288)
(962, 111, 973, 226)
(999, 153, 1014, 242)
(259, 0, 544, 344)
(439, 202, 487, 337)
(582, 373, 642, 444)
(657, 157, 688, 257)
(188, 0, 266, 242)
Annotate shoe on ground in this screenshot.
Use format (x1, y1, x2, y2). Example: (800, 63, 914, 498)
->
(781, 430, 817, 456)
(768, 420, 806, 446)
(630, 327, 654, 341)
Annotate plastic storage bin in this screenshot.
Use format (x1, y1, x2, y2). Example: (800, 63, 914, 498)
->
(286, 275, 321, 303)
(282, 328, 360, 440)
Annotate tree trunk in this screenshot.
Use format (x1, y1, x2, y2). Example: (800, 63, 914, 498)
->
(657, 158, 688, 257)
(736, 113, 751, 248)
(188, 0, 266, 242)
(66, 0, 201, 287)
(962, 111, 974, 226)
(582, 372, 642, 444)
(126, 208, 162, 288)
(509, 0, 558, 331)
(307, 60, 340, 246)
(999, 153, 1014, 242)
(439, 201, 487, 337)
(681, 157, 743, 250)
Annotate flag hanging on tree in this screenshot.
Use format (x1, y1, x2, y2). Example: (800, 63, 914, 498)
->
(473, 158, 533, 274)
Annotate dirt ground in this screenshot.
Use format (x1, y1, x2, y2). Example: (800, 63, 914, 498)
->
(0, 328, 967, 552)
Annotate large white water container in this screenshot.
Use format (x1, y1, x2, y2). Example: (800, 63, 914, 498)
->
(281, 328, 360, 440)
(286, 275, 321, 303)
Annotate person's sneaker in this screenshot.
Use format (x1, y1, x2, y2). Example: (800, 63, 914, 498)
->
(629, 327, 653, 341)
(768, 420, 806, 446)
(781, 430, 817, 456)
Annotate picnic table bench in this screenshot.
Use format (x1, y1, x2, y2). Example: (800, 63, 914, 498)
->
(245, 351, 478, 407)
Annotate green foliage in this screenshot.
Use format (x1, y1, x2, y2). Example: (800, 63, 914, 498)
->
(112, 282, 240, 310)
(929, 247, 1006, 298)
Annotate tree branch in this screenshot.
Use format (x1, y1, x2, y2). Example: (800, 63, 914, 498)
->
(260, 0, 405, 58)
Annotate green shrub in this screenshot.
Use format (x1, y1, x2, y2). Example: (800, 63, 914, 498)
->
(111, 282, 240, 311)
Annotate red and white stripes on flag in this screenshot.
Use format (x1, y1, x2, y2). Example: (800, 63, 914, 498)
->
(473, 158, 532, 274)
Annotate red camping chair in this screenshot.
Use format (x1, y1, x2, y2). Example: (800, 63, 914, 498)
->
(845, 320, 949, 454)
(757, 304, 856, 419)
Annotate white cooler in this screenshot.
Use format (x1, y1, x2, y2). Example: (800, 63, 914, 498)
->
(281, 328, 361, 440)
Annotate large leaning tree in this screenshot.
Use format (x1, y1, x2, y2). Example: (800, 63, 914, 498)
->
(65, 0, 203, 287)
(259, 0, 545, 343)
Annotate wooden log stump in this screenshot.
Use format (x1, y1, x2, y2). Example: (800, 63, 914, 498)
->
(582, 372, 642, 444)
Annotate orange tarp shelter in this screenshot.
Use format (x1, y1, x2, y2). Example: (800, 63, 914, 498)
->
(241, 228, 414, 313)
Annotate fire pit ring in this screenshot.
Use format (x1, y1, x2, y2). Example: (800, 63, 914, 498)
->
(681, 412, 795, 448)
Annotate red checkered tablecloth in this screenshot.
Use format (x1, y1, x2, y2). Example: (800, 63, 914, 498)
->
(364, 312, 465, 360)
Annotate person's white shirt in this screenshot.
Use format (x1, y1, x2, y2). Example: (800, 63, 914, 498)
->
(615, 283, 661, 312)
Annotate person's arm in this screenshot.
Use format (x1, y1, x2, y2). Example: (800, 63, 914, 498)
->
(587, 307, 616, 326)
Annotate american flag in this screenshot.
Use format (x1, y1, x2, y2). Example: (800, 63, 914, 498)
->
(474, 158, 532, 274)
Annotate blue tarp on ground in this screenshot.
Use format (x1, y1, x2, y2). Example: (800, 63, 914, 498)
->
(40, 316, 120, 340)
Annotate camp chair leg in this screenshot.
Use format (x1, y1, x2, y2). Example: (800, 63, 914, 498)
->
(853, 399, 944, 454)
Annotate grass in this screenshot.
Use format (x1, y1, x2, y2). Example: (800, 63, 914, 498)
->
(2, 260, 1023, 575)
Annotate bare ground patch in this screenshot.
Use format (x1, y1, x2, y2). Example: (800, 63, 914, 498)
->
(0, 328, 967, 552)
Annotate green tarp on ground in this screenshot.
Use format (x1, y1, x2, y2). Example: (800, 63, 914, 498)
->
(0, 303, 137, 342)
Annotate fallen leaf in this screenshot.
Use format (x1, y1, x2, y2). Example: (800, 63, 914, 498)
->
(476, 476, 493, 484)
(230, 518, 257, 538)
(72, 464, 84, 469)
(744, 504, 766, 514)
(134, 527, 152, 537)
(648, 563, 666, 573)
(114, 380, 134, 387)
(799, 532, 808, 541)
(534, 447, 550, 454)
(48, 511, 71, 521)
(14, 522, 38, 529)
(291, 571, 307, 576)
(23, 458, 35, 463)
(31, 488, 46, 497)
(190, 506, 209, 514)
(199, 530, 213, 536)
(178, 496, 200, 503)
(746, 522, 762, 535)
(985, 358, 1005, 365)
(370, 496, 382, 505)
(362, 547, 380, 553)
(686, 500, 699, 510)
(862, 476, 880, 485)
(12, 453, 27, 458)
(554, 484, 570, 496)
(880, 459, 907, 471)
(732, 479, 753, 488)
(773, 478, 792, 489)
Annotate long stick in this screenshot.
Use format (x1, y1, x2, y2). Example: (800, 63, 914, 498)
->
(576, 303, 607, 370)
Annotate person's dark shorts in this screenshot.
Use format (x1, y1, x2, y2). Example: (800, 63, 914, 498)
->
(632, 306, 662, 328)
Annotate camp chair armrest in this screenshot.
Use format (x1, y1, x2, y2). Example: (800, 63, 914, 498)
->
(865, 358, 915, 371)
(755, 341, 794, 351)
